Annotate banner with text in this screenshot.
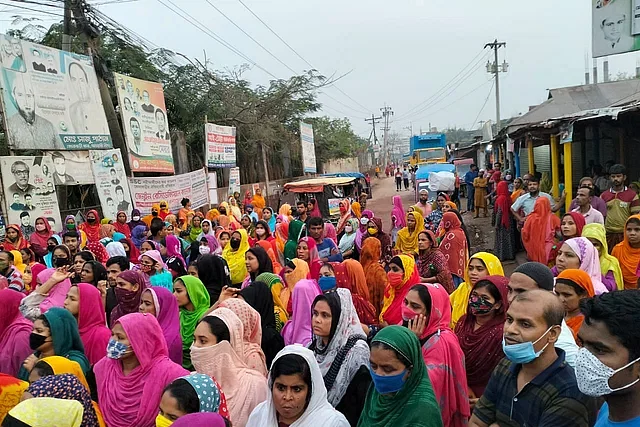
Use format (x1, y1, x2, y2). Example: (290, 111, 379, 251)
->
(300, 121, 317, 173)
(0, 156, 62, 236)
(206, 123, 236, 168)
(228, 167, 241, 196)
(128, 169, 208, 215)
(593, 0, 640, 57)
(0, 35, 112, 150)
(44, 151, 94, 185)
(114, 73, 174, 173)
(89, 149, 133, 220)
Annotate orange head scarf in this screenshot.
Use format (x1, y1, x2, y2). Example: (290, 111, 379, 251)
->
(360, 238, 388, 314)
(556, 269, 595, 340)
(521, 197, 560, 264)
(351, 202, 362, 219)
(612, 215, 640, 289)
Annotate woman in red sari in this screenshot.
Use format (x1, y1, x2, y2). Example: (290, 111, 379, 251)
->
(28, 217, 54, 258)
(438, 212, 469, 287)
(113, 211, 132, 239)
(296, 237, 323, 280)
(522, 197, 561, 264)
(3, 225, 29, 252)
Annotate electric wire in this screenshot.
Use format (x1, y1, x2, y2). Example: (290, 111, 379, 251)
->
(470, 79, 495, 130)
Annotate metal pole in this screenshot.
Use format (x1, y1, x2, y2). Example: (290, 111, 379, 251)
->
(494, 43, 501, 133)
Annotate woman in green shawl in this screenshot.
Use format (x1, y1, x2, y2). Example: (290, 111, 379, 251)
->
(19, 307, 90, 381)
(582, 223, 624, 290)
(187, 214, 204, 244)
(173, 275, 211, 370)
(284, 220, 305, 260)
(358, 325, 442, 427)
(255, 272, 289, 331)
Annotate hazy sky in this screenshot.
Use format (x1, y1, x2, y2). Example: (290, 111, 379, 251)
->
(3, 0, 640, 139)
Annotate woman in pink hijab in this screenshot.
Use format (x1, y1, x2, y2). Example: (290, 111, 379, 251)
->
(70, 283, 112, 366)
(391, 195, 407, 228)
(281, 279, 321, 346)
(94, 313, 188, 427)
(0, 289, 32, 376)
(323, 222, 338, 244)
(139, 286, 183, 365)
(19, 268, 73, 321)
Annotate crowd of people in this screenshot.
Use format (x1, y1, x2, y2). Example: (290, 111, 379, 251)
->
(1, 169, 640, 427)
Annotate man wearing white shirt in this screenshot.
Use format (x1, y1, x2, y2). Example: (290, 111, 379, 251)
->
(572, 187, 604, 225)
(510, 175, 554, 222)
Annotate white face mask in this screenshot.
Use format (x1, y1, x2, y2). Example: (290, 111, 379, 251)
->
(255, 228, 266, 236)
(199, 246, 211, 255)
(132, 216, 140, 221)
(575, 347, 640, 396)
(344, 225, 353, 233)
(360, 217, 369, 225)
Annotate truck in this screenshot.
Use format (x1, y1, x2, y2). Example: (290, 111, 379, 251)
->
(409, 133, 448, 166)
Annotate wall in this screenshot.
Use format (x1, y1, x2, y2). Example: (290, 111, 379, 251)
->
(322, 157, 360, 174)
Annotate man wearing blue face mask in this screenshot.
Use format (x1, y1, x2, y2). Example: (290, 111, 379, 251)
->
(470, 290, 590, 427)
(577, 291, 640, 426)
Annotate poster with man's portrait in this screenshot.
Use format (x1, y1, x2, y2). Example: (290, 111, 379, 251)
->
(593, 0, 640, 57)
(89, 149, 133, 220)
(43, 151, 94, 185)
(0, 156, 62, 236)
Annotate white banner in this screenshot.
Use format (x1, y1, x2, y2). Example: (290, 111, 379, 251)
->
(593, 0, 640, 57)
(89, 149, 133, 220)
(0, 35, 112, 150)
(0, 156, 62, 236)
(128, 169, 209, 216)
(206, 123, 236, 168)
(44, 151, 94, 185)
(228, 167, 240, 196)
(300, 121, 317, 173)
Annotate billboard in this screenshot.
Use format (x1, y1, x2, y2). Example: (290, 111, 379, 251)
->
(89, 149, 133, 220)
(0, 35, 112, 150)
(128, 169, 208, 216)
(44, 151, 94, 185)
(206, 123, 237, 168)
(114, 73, 174, 173)
(300, 121, 317, 173)
(228, 167, 241, 196)
(593, 0, 640, 57)
(0, 156, 62, 236)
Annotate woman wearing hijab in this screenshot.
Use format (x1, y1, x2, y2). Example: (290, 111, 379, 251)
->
(449, 252, 504, 327)
(112, 211, 131, 240)
(79, 210, 101, 243)
(281, 258, 310, 311)
(19, 307, 90, 381)
(364, 217, 393, 264)
(351, 201, 362, 220)
(281, 279, 321, 346)
(173, 275, 211, 369)
(355, 210, 374, 252)
(309, 289, 371, 425)
(255, 240, 282, 274)
(240, 281, 286, 367)
(228, 197, 243, 222)
(94, 313, 188, 427)
(262, 207, 276, 232)
(28, 217, 54, 258)
(308, 198, 322, 218)
(416, 230, 453, 293)
(439, 211, 469, 287)
(223, 229, 251, 287)
(360, 238, 388, 316)
(521, 197, 560, 265)
(85, 241, 110, 264)
(274, 222, 288, 264)
(5, 398, 85, 427)
(252, 189, 266, 217)
(191, 308, 269, 426)
(582, 223, 624, 291)
(253, 273, 288, 330)
(391, 195, 406, 229)
(612, 215, 640, 289)
(296, 236, 323, 281)
(425, 193, 449, 232)
(99, 223, 115, 243)
(127, 209, 145, 232)
(19, 267, 73, 321)
(553, 237, 608, 294)
(43, 235, 62, 268)
(358, 326, 442, 427)
(337, 218, 359, 260)
(219, 298, 268, 376)
(247, 345, 350, 427)
(157, 200, 170, 220)
(243, 246, 274, 287)
(131, 225, 148, 249)
(401, 283, 469, 426)
(138, 287, 182, 365)
(3, 224, 29, 252)
(0, 289, 32, 376)
(336, 199, 353, 236)
(555, 269, 596, 341)
(9, 250, 26, 274)
(492, 181, 516, 261)
(64, 283, 111, 366)
(187, 215, 204, 244)
(165, 234, 187, 265)
(138, 250, 172, 290)
(324, 222, 338, 246)
(284, 219, 305, 260)
(395, 210, 425, 255)
(158, 373, 229, 425)
(549, 212, 587, 265)
(0, 374, 29, 423)
(342, 259, 378, 325)
(196, 254, 232, 304)
(380, 255, 420, 326)
(454, 275, 509, 400)
(110, 269, 147, 327)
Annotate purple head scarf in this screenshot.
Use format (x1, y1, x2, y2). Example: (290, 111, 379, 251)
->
(564, 237, 608, 295)
(109, 269, 148, 327)
(172, 413, 226, 427)
(144, 286, 183, 365)
(131, 225, 148, 248)
(281, 279, 321, 346)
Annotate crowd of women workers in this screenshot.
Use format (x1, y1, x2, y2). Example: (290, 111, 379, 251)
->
(0, 174, 636, 427)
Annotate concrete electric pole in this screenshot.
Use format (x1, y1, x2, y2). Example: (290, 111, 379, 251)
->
(365, 114, 382, 164)
(380, 105, 393, 165)
(484, 40, 508, 166)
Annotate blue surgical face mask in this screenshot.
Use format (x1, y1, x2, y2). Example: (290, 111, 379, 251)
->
(106, 338, 130, 359)
(369, 366, 407, 394)
(502, 326, 553, 364)
(318, 276, 337, 292)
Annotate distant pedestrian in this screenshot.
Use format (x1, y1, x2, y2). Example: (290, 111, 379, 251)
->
(402, 167, 410, 191)
(464, 164, 479, 212)
(395, 168, 402, 191)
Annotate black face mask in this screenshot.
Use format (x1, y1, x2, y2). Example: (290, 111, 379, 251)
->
(87, 218, 96, 224)
(230, 238, 241, 250)
(152, 212, 158, 217)
(47, 244, 56, 253)
(29, 332, 48, 350)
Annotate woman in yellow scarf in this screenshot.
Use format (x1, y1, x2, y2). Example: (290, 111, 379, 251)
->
(0, 374, 28, 423)
(449, 252, 504, 328)
(582, 223, 624, 290)
(222, 228, 251, 286)
(351, 201, 362, 219)
(395, 210, 425, 255)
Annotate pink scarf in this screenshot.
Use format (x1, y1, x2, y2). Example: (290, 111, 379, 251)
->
(77, 283, 111, 366)
(94, 313, 188, 427)
(281, 279, 321, 346)
(0, 289, 32, 376)
(38, 268, 72, 314)
(392, 196, 407, 228)
(145, 287, 183, 365)
(219, 299, 267, 376)
(564, 237, 608, 295)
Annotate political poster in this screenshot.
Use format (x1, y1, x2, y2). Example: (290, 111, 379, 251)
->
(0, 35, 112, 150)
(89, 149, 133, 220)
(229, 167, 241, 196)
(206, 123, 237, 168)
(0, 156, 62, 236)
(128, 169, 208, 216)
(328, 198, 341, 216)
(44, 151, 94, 185)
(593, 0, 640, 57)
(300, 121, 317, 173)
(114, 73, 174, 173)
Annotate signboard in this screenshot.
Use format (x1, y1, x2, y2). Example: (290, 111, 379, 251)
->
(44, 151, 93, 185)
(300, 121, 317, 173)
(593, 0, 640, 57)
(114, 73, 174, 173)
(208, 172, 218, 205)
(128, 169, 208, 216)
(0, 156, 62, 236)
(205, 123, 236, 168)
(559, 123, 574, 144)
(0, 35, 112, 150)
(328, 198, 341, 216)
(89, 149, 133, 220)
(229, 167, 240, 196)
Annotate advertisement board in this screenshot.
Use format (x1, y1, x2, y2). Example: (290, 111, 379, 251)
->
(205, 123, 237, 168)
(0, 35, 112, 150)
(114, 73, 174, 173)
(44, 151, 94, 185)
(300, 121, 317, 173)
(89, 149, 133, 220)
(593, 0, 640, 57)
(128, 169, 208, 215)
(229, 167, 241, 196)
(0, 156, 62, 236)
(328, 198, 341, 216)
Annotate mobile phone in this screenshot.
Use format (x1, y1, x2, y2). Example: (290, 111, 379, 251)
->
(53, 257, 69, 268)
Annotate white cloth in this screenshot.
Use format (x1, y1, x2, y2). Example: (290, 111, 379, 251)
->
(246, 345, 350, 427)
(556, 319, 579, 368)
(106, 241, 127, 258)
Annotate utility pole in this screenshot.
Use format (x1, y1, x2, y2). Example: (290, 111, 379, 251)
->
(365, 114, 382, 164)
(484, 39, 508, 166)
(380, 105, 393, 165)
(62, 0, 72, 51)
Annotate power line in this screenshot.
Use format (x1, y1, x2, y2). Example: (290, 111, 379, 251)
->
(0, 2, 63, 16)
(470, 80, 495, 130)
